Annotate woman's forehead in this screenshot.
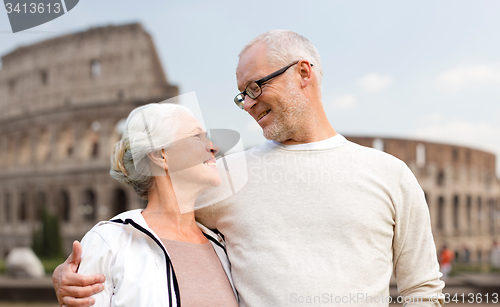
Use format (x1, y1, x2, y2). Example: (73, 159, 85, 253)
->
(178, 113, 205, 134)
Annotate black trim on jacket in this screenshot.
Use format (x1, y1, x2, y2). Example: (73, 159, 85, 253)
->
(202, 233, 227, 254)
(110, 218, 181, 307)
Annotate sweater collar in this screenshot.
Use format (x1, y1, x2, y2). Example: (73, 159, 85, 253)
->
(267, 133, 349, 150)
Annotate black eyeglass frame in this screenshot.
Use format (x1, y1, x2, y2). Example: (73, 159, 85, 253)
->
(234, 60, 313, 109)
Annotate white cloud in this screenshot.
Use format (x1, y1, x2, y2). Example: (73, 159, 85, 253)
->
(357, 73, 393, 92)
(435, 64, 500, 91)
(331, 94, 357, 110)
(412, 114, 500, 176)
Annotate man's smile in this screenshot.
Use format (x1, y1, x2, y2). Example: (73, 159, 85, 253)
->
(257, 109, 271, 122)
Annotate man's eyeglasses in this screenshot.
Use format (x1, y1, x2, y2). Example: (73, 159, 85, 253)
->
(234, 60, 313, 109)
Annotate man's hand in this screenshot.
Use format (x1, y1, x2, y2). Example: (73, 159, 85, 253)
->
(52, 241, 105, 307)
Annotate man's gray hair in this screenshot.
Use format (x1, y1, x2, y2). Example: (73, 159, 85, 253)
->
(239, 30, 323, 84)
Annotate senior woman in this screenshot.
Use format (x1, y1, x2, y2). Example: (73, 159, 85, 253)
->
(68, 103, 238, 307)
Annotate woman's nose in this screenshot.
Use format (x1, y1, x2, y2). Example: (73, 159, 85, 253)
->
(208, 141, 220, 156)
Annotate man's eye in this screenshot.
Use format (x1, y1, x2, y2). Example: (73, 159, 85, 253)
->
(249, 84, 259, 92)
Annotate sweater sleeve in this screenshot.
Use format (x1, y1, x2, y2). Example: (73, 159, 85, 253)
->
(392, 163, 445, 307)
(78, 229, 115, 307)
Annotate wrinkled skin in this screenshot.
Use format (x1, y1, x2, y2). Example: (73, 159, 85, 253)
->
(52, 241, 105, 307)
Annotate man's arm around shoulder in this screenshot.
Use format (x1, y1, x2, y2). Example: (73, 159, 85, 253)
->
(53, 241, 105, 307)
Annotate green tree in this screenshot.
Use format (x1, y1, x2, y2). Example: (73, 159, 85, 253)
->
(32, 208, 63, 259)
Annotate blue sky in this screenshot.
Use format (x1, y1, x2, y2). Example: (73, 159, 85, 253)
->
(1, 0, 499, 175)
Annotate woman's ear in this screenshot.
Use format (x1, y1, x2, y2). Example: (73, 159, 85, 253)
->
(147, 149, 168, 171)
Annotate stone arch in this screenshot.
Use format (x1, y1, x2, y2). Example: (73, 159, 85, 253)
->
(82, 121, 101, 159)
(19, 191, 28, 222)
(437, 196, 445, 231)
(58, 126, 74, 159)
(452, 148, 459, 162)
(498, 198, 500, 233)
(56, 190, 71, 222)
(7, 137, 15, 167)
(466, 195, 472, 233)
(0, 136, 6, 169)
(489, 198, 495, 235)
(416, 143, 426, 168)
(81, 189, 96, 222)
(19, 133, 30, 165)
(477, 196, 483, 234)
(453, 195, 460, 230)
(36, 128, 50, 163)
(437, 170, 445, 186)
(372, 138, 384, 152)
(112, 188, 128, 217)
(4, 192, 10, 223)
(35, 191, 47, 221)
(91, 60, 101, 78)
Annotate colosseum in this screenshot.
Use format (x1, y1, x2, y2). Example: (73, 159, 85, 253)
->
(0, 23, 499, 265)
(0, 23, 178, 257)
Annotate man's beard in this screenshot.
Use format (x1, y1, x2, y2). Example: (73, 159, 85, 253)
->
(263, 82, 310, 143)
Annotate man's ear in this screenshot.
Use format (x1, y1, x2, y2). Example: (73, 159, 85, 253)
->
(147, 149, 168, 170)
(298, 60, 313, 88)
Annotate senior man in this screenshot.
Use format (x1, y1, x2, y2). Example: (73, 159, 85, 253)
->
(53, 30, 444, 307)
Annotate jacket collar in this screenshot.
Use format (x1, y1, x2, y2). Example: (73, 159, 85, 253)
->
(109, 209, 222, 243)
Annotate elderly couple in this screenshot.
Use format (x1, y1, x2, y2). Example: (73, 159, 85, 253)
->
(53, 30, 445, 307)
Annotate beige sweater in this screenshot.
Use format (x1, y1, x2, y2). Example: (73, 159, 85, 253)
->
(196, 137, 444, 307)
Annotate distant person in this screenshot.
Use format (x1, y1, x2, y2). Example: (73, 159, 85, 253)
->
(439, 245, 454, 279)
(54, 30, 444, 306)
(490, 241, 500, 268)
(461, 244, 471, 263)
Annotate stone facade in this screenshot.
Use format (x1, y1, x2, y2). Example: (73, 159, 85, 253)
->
(346, 136, 500, 264)
(0, 23, 178, 257)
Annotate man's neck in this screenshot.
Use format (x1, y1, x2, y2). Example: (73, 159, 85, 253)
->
(280, 126, 337, 145)
(280, 101, 336, 145)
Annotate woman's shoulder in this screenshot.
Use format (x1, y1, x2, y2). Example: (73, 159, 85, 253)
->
(84, 209, 145, 243)
(108, 208, 145, 223)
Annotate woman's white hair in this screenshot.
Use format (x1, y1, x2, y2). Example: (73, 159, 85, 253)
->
(110, 103, 193, 199)
(239, 30, 323, 85)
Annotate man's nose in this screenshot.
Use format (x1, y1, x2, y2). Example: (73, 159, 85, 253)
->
(243, 95, 258, 112)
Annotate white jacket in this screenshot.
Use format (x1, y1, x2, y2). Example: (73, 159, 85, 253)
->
(78, 209, 237, 307)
